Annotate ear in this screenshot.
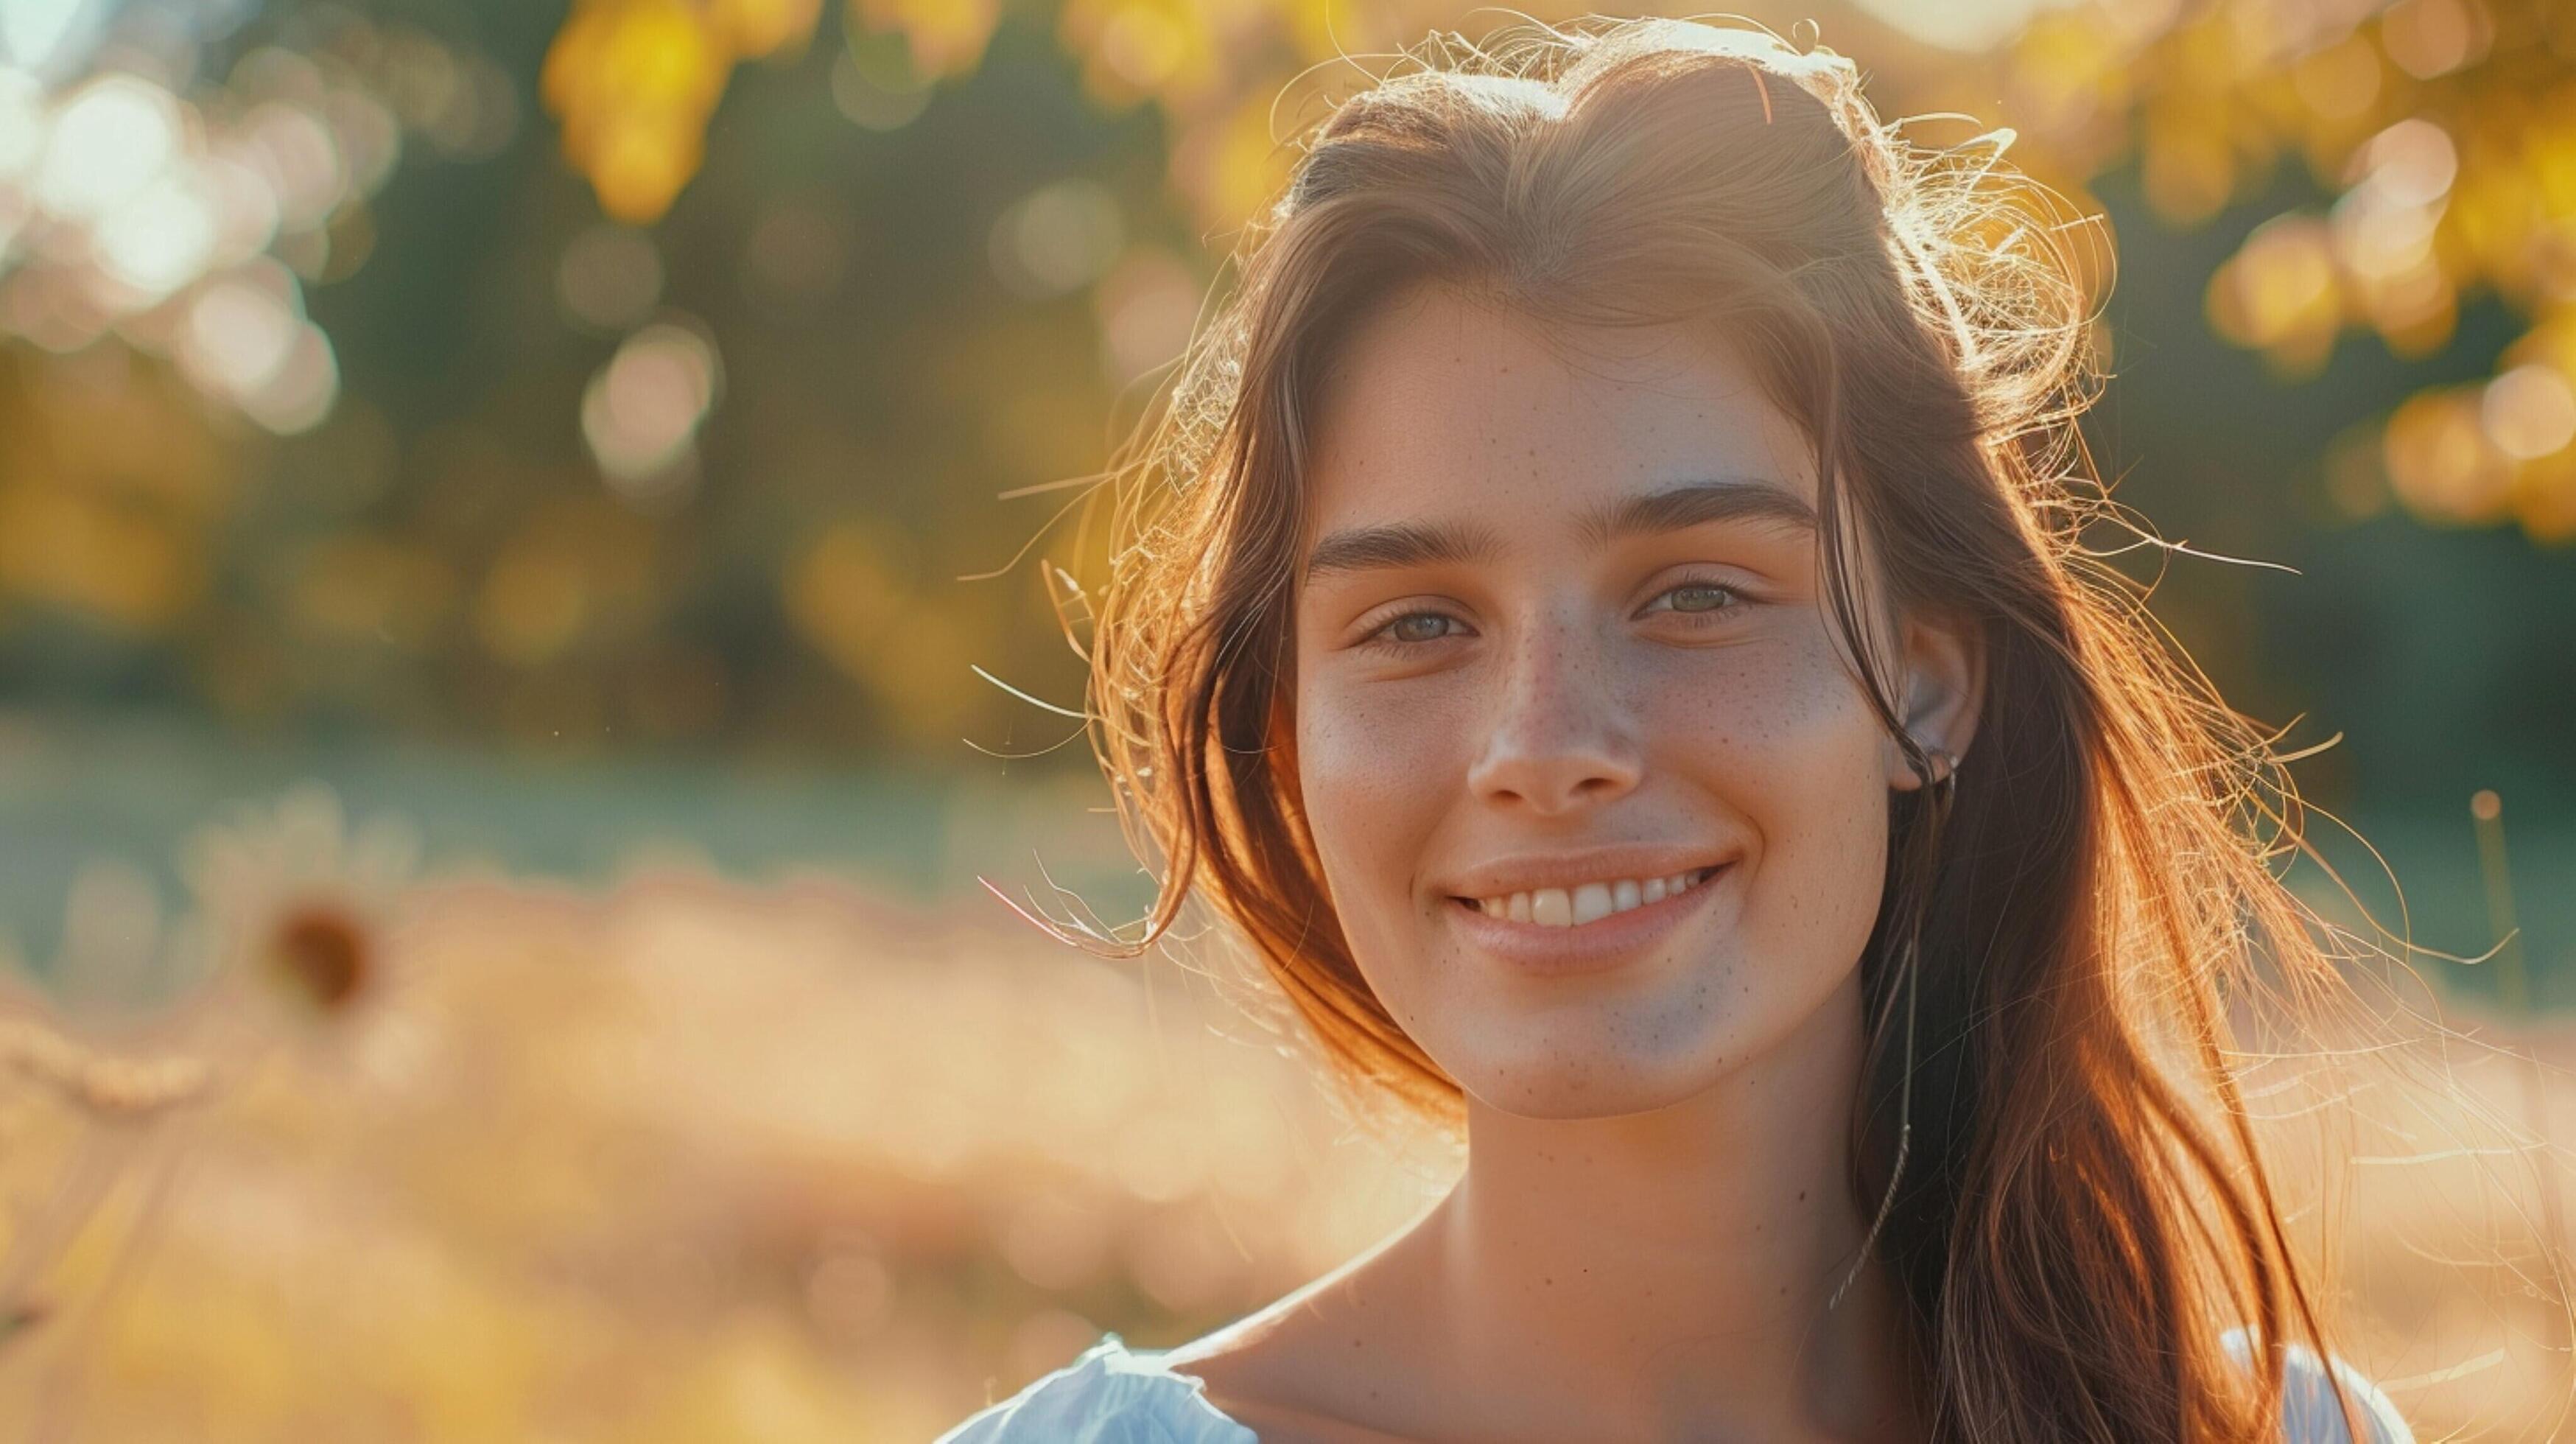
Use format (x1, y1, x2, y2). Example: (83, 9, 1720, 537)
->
(1885, 611, 1984, 793)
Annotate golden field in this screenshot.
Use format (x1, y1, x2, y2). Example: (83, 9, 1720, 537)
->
(0, 783, 2565, 1440)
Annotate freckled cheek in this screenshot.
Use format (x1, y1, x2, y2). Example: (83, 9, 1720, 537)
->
(1292, 673, 1470, 924)
(1639, 634, 1875, 769)
(1642, 639, 1893, 937)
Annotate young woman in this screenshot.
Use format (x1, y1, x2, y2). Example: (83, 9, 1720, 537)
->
(941, 16, 2426, 1442)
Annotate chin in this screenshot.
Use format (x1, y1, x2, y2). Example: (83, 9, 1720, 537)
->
(1444, 1024, 1749, 1120)
(1416, 944, 1864, 1124)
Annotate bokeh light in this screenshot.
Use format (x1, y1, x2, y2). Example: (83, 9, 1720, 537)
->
(580, 318, 720, 504)
(989, 178, 1124, 300)
(2483, 363, 2576, 462)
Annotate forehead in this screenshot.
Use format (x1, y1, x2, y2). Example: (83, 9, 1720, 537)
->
(1302, 282, 1818, 533)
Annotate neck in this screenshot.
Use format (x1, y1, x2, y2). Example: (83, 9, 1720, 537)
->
(1424, 967, 1926, 1441)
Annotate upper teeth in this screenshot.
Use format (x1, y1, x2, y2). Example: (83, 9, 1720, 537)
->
(1470, 870, 1714, 928)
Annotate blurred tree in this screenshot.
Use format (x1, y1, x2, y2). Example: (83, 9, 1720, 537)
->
(0, 0, 2562, 823)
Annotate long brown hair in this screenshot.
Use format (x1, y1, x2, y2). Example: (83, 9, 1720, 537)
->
(1024, 15, 2466, 1440)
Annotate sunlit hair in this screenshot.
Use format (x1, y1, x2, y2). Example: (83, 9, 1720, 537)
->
(1016, 14, 2554, 1440)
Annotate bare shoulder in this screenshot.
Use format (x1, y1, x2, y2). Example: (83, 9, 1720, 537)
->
(1159, 1222, 1444, 1443)
(1163, 1325, 1423, 1443)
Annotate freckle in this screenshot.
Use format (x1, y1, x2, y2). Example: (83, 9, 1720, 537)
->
(1798, 1190, 1807, 1200)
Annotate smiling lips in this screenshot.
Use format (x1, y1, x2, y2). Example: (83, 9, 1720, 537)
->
(1463, 866, 1724, 928)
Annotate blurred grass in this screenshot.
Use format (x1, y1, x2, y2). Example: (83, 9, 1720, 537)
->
(0, 854, 1459, 1440)
(0, 824, 2565, 1438)
(0, 712, 2565, 1437)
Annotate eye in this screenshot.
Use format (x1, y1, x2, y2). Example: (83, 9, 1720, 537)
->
(1640, 578, 1749, 618)
(1361, 609, 1470, 650)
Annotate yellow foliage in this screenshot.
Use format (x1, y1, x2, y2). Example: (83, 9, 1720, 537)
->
(715, 0, 827, 58)
(2142, 102, 2242, 226)
(543, 0, 824, 223)
(1171, 86, 1299, 232)
(1059, 0, 1221, 111)
(2513, 452, 2576, 541)
(2384, 385, 2515, 525)
(847, 0, 1003, 80)
(2010, 0, 2576, 539)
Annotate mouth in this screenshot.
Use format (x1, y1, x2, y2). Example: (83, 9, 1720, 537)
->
(1450, 865, 1727, 929)
(1443, 861, 1736, 975)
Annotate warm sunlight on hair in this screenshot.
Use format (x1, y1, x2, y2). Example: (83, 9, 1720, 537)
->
(968, 14, 2562, 1444)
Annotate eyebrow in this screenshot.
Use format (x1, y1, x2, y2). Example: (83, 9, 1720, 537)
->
(1302, 518, 1504, 582)
(1576, 477, 1819, 549)
(1302, 478, 1816, 583)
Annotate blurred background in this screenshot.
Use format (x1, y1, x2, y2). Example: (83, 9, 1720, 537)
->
(0, 0, 2569, 1437)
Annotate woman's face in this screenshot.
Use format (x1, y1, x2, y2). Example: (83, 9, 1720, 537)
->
(1290, 281, 1977, 1118)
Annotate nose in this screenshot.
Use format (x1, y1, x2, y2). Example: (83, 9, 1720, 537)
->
(1464, 611, 1643, 816)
